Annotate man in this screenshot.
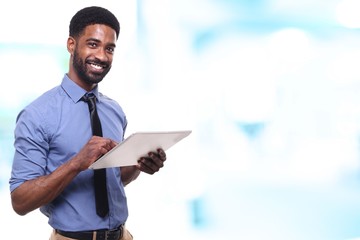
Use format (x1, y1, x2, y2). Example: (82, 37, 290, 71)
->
(9, 6, 166, 240)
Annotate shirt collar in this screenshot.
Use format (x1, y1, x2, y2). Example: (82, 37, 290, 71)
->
(61, 74, 100, 103)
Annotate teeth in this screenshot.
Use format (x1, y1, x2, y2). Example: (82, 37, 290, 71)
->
(91, 63, 103, 69)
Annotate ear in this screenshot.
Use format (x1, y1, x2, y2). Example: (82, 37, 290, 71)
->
(67, 37, 76, 54)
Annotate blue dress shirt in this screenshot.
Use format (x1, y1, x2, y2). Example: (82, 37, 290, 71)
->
(10, 74, 128, 231)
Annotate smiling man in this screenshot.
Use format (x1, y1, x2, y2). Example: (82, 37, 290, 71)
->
(9, 6, 166, 240)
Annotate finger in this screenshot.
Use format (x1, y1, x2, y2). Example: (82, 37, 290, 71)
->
(138, 157, 162, 173)
(97, 142, 112, 156)
(99, 146, 108, 155)
(157, 148, 166, 161)
(137, 164, 155, 175)
(104, 138, 117, 147)
(102, 139, 117, 151)
(147, 152, 164, 168)
(103, 142, 112, 151)
(137, 158, 155, 174)
(109, 139, 118, 148)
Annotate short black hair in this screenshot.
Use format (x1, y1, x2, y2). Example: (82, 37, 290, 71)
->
(69, 6, 120, 39)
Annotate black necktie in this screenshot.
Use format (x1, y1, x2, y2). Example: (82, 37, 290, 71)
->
(82, 93, 109, 218)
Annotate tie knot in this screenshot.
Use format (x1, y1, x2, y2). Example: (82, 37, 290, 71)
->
(82, 93, 96, 103)
(82, 93, 97, 114)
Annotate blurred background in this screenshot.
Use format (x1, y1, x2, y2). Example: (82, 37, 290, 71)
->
(2, 0, 360, 239)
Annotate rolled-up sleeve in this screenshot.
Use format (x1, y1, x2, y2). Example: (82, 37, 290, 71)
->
(10, 107, 49, 192)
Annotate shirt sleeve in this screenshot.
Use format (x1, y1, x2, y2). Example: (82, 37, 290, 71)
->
(9, 106, 49, 192)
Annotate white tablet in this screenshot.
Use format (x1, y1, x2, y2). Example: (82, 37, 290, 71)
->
(89, 130, 192, 169)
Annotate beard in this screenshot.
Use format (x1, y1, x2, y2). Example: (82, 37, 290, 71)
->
(72, 48, 111, 85)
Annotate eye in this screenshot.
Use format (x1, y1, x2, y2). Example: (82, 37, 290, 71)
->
(88, 42, 98, 48)
(107, 47, 115, 53)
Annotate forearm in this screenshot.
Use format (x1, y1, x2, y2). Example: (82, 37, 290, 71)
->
(120, 166, 141, 186)
(11, 159, 81, 216)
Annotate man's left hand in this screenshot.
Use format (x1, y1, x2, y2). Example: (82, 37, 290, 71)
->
(137, 148, 166, 174)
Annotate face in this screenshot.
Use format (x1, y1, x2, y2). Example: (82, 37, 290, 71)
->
(68, 24, 117, 90)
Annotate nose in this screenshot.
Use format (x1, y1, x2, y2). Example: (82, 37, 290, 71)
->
(94, 48, 110, 62)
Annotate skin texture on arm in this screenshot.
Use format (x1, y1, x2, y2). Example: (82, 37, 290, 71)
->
(11, 158, 82, 216)
(11, 136, 116, 215)
(121, 166, 141, 186)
